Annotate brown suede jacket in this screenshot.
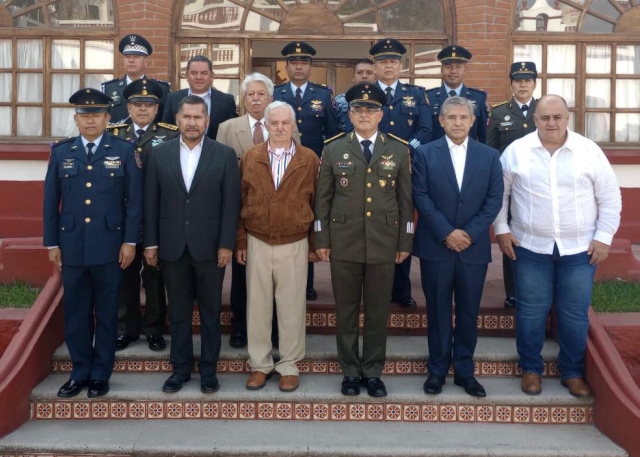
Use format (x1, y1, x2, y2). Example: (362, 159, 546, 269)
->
(236, 141, 320, 251)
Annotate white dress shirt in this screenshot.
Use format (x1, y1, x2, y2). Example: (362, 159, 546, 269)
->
(189, 88, 212, 114)
(249, 115, 268, 141)
(445, 136, 468, 190)
(180, 136, 204, 192)
(443, 84, 461, 97)
(81, 134, 103, 153)
(494, 130, 622, 256)
(290, 82, 308, 99)
(377, 80, 398, 98)
(354, 131, 377, 152)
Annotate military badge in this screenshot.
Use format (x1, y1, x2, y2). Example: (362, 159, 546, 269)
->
(379, 179, 386, 187)
(408, 119, 413, 126)
(104, 156, 121, 169)
(151, 135, 166, 147)
(504, 115, 510, 121)
(62, 159, 75, 169)
(343, 153, 349, 159)
(310, 100, 324, 111)
(380, 155, 396, 171)
(340, 177, 349, 187)
(402, 96, 416, 108)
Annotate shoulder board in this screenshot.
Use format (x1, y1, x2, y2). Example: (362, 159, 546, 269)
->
(310, 81, 331, 90)
(151, 78, 171, 87)
(387, 133, 409, 145)
(100, 77, 120, 87)
(157, 122, 178, 131)
(51, 137, 75, 147)
(491, 100, 508, 108)
(403, 83, 426, 91)
(467, 87, 486, 94)
(106, 122, 128, 129)
(109, 135, 134, 144)
(274, 82, 287, 88)
(324, 132, 345, 144)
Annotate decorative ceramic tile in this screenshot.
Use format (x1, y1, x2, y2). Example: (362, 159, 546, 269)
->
(91, 402, 109, 419)
(473, 362, 480, 375)
(54, 402, 72, 419)
(228, 360, 244, 372)
(532, 406, 550, 424)
(257, 402, 274, 419)
(202, 402, 220, 419)
(358, 313, 365, 328)
(192, 311, 201, 325)
(112, 361, 127, 372)
(348, 403, 366, 421)
(165, 402, 183, 419)
(220, 402, 238, 419)
(403, 404, 421, 422)
(128, 402, 146, 419)
(294, 403, 311, 420)
(499, 315, 514, 330)
(327, 312, 337, 327)
(161, 361, 173, 372)
(276, 402, 293, 420)
(73, 402, 91, 419)
(476, 315, 483, 328)
(513, 406, 530, 423)
(238, 402, 255, 419)
(421, 314, 428, 328)
(382, 361, 394, 374)
(412, 361, 427, 374)
(480, 362, 497, 376)
(126, 361, 142, 372)
(390, 313, 405, 328)
(439, 404, 457, 422)
(484, 315, 498, 330)
(547, 362, 560, 376)
(366, 403, 384, 421)
(184, 402, 201, 418)
(515, 365, 523, 376)
(421, 404, 438, 422)
(109, 401, 127, 419)
(458, 405, 475, 422)
(220, 311, 232, 326)
(313, 403, 329, 420)
(147, 401, 164, 419)
(385, 404, 402, 421)
(60, 361, 73, 372)
(476, 405, 494, 422)
(328, 361, 342, 373)
(569, 406, 587, 424)
(312, 361, 328, 373)
(144, 361, 161, 372)
(297, 362, 310, 373)
(550, 406, 568, 424)
(587, 406, 594, 424)
(312, 313, 327, 327)
(330, 403, 347, 420)
(396, 361, 411, 374)
(498, 362, 514, 376)
(406, 314, 420, 328)
(495, 405, 512, 422)
(217, 361, 228, 372)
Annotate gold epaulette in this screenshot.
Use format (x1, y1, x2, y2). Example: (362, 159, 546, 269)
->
(51, 137, 74, 147)
(324, 132, 345, 144)
(157, 122, 178, 131)
(106, 123, 128, 129)
(387, 133, 409, 145)
(491, 100, 508, 108)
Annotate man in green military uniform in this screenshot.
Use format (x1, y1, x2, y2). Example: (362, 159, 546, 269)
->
(487, 61, 538, 308)
(314, 83, 413, 398)
(107, 78, 179, 352)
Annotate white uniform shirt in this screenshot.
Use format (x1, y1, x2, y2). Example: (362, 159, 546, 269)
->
(493, 130, 621, 256)
(179, 136, 204, 192)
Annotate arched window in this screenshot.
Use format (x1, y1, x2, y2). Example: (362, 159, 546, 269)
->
(176, 0, 452, 105)
(0, 0, 117, 138)
(513, 0, 640, 144)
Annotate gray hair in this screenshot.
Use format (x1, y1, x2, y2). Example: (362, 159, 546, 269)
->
(440, 96, 476, 118)
(241, 72, 274, 97)
(264, 101, 295, 123)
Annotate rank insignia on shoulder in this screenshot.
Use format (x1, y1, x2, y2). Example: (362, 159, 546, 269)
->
(157, 122, 178, 131)
(492, 100, 508, 108)
(324, 132, 345, 144)
(387, 133, 408, 145)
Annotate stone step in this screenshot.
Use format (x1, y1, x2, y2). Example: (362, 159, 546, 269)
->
(51, 335, 562, 378)
(31, 373, 591, 424)
(0, 420, 627, 457)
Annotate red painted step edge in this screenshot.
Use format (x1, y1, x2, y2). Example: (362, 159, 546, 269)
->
(587, 307, 640, 457)
(0, 271, 64, 438)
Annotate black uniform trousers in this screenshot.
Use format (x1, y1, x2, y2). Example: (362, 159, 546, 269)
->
(118, 243, 167, 337)
(391, 256, 412, 301)
(162, 247, 225, 378)
(62, 262, 121, 382)
(330, 259, 395, 378)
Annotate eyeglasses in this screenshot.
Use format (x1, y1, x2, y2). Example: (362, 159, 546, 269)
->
(350, 107, 381, 115)
(130, 101, 157, 108)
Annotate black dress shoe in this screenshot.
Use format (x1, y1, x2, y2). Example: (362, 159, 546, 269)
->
(423, 374, 446, 395)
(57, 379, 87, 398)
(116, 334, 139, 351)
(306, 288, 318, 301)
(454, 376, 487, 397)
(87, 380, 109, 398)
(393, 297, 417, 308)
(504, 296, 517, 308)
(162, 373, 191, 393)
(147, 334, 166, 351)
(360, 377, 387, 397)
(229, 331, 247, 349)
(341, 376, 360, 396)
(201, 375, 220, 393)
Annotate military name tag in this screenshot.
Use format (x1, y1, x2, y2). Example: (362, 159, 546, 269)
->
(500, 121, 514, 127)
(310, 100, 323, 111)
(104, 156, 121, 169)
(62, 159, 75, 169)
(336, 161, 352, 169)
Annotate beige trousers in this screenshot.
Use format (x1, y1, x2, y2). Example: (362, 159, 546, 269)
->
(246, 234, 308, 376)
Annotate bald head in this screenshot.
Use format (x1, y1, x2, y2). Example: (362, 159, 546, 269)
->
(534, 94, 570, 152)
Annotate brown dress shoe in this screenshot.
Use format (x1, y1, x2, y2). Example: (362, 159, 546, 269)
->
(246, 371, 271, 390)
(521, 373, 542, 395)
(279, 375, 299, 392)
(561, 377, 591, 397)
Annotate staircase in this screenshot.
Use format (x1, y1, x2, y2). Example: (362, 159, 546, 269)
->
(0, 252, 628, 456)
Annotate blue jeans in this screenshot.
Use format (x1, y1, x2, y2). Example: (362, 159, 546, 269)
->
(513, 245, 596, 380)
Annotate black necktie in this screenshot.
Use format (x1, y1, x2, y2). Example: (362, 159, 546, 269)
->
(137, 128, 145, 139)
(295, 87, 302, 106)
(521, 104, 528, 114)
(361, 140, 372, 163)
(86, 142, 95, 161)
(385, 87, 393, 104)
(448, 90, 457, 97)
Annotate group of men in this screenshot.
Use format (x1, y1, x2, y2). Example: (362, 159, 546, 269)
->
(44, 33, 621, 401)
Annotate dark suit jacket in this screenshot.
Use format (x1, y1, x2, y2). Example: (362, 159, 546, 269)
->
(412, 136, 503, 265)
(162, 88, 238, 140)
(144, 136, 241, 262)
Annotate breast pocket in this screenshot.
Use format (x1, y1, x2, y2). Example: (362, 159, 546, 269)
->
(58, 164, 79, 195)
(333, 162, 356, 191)
(101, 163, 125, 194)
(378, 167, 398, 193)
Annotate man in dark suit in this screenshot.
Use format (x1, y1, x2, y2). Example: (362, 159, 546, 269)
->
(43, 88, 143, 399)
(162, 55, 237, 140)
(107, 79, 179, 352)
(426, 45, 488, 143)
(413, 96, 503, 398)
(144, 95, 240, 394)
(100, 34, 170, 123)
(487, 61, 538, 308)
(315, 83, 413, 398)
(273, 41, 340, 301)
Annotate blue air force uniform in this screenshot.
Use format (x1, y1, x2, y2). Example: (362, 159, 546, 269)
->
(43, 89, 143, 391)
(427, 45, 488, 143)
